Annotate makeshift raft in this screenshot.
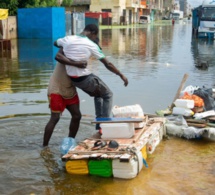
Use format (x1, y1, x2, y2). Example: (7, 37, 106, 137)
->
(62, 116, 166, 179)
(165, 114, 215, 140)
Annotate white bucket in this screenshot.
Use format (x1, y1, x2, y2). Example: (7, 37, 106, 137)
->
(112, 104, 144, 129)
(101, 123, 134, 139)
(174, 99, 194, 109)
(112, 151, 143, 179)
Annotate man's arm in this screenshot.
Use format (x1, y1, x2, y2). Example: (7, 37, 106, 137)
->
(55, 48, 87, 68)
(100, 58, 128, 86)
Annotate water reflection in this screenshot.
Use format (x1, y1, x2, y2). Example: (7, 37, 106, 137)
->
(0, 25, 214, 118)
(191, 38, 215, 67)
(101, 25, 175, 61)
(0, 21, 215, 194)
(1, 116, 214, 194)
(18, 39, 58, 63)
(1, 22, 215, 118)
(0, 39, 58, 93)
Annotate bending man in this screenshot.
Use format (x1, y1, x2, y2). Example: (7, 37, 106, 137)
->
(54, 24, 128, 132)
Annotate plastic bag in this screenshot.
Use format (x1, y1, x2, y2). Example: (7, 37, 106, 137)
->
(182, 127, 203, 139)
(174, 115, 188, 126)
(193, 87, 215, 111)
(181, 85, 199, 96)
(165, 123, 184, 137)
(60, 137, 77, 155)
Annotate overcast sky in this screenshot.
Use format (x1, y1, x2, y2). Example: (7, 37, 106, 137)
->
(188, 0, 203, 8)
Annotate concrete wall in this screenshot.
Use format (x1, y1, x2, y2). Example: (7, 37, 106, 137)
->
(90, 0, 132, 25)
(0, 16, 17, 39)
(90, 0, 140, 25)
(17, 7, 65, 39)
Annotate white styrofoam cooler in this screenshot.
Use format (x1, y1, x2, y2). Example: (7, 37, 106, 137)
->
(112, 104, 145, 129)
(112, 151, 143, 179)
(101, 123, 134, 139)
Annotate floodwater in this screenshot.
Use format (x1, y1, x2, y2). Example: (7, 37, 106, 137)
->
(0, 20, 215, 194)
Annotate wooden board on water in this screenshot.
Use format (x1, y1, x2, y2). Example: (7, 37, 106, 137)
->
(91, 117, 143, 124)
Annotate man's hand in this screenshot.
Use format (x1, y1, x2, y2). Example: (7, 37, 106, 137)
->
(100, 58, 128, 86)
(119, 74, 128, 86)
(55, 48, 87, 68)
(68, 59, 87, 69)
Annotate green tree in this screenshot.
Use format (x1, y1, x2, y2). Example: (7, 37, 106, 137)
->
(0, 0, 60, 15)
(25, 0, 59, 8)
(0, 0, 18, 15)
(61, 0, 73, 7)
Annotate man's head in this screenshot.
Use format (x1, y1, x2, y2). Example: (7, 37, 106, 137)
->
(83, 24, 99, 41)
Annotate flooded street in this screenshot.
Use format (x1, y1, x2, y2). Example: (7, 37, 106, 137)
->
(0, 20, 215, 194)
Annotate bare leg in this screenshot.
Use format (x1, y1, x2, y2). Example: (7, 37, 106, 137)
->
(43, 112, 60, 147)
(66, 103, 82, 138)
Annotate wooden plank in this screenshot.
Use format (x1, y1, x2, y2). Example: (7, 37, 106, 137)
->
(170, 73, 189, 110)
(187, 122, 207, 128)
(207, 123, 215, 127)
(91, 117, 143, 124)
(132, 126, 146, 143)
(208, 116, 215, 122)
(185, 119, 207, 124)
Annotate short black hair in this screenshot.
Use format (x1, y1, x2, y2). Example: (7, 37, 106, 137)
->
(84, 24, 98, 35)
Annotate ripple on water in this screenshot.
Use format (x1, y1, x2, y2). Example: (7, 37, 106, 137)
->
(0, 116, 215, 194)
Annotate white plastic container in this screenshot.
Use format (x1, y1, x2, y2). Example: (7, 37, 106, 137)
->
(172, 107, 194, 117)
(112, 151, 143, 179)
(112, 104, 144, 129)
(101, 123, 134, 139)
(194, 110, 215, 119)
(174, 99, 194, 109)
(112, 104, 144, 117)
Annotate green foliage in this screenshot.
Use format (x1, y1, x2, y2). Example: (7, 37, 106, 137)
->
(0, 0, 60, 15)
(25, 0, 59, 8)
(61, 0, 73, 7)
(0, 0, 18, 15)
(47, 0, 59, 7)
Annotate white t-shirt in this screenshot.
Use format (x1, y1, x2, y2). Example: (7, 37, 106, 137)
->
(56, 35, 105, 77)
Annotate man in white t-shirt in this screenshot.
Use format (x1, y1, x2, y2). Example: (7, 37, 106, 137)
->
(54, 24, 128, 133)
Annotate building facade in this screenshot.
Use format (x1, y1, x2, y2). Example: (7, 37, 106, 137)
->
(69, 0, 190, 25)
(89, 0, 174, 24)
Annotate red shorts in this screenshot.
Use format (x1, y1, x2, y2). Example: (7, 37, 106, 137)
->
(49, 94, 79, 113)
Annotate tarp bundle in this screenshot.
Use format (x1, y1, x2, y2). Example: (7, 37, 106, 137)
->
(0, 9, 8, 20)
(193, 87, 215, 111)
